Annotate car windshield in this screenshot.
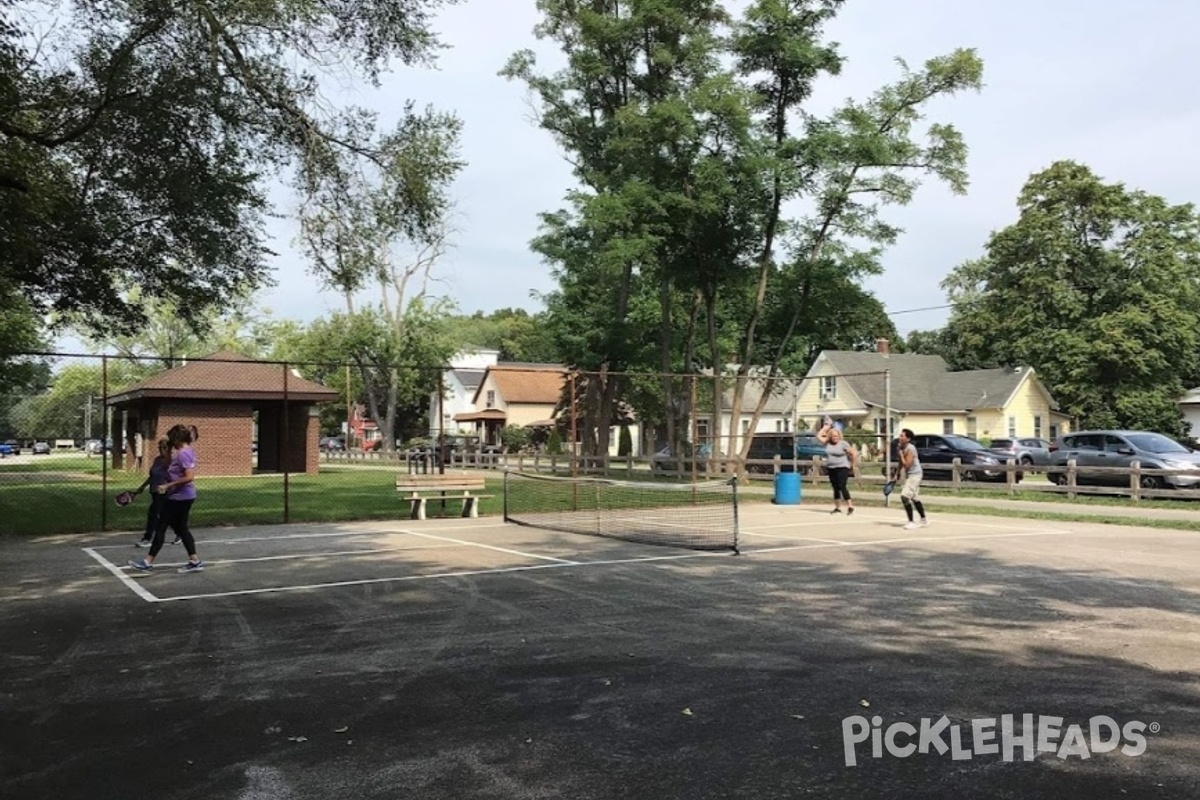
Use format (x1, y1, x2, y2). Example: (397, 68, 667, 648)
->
(945, 436, 986, 451)
(989, 439, 1014, 448)
(1126, 433, 1189, 454)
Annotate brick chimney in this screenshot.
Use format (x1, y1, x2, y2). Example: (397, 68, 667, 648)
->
(876, 338, 890, 355)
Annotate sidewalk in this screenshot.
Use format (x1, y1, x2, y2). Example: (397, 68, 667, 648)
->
(912, 493, 1200, 522)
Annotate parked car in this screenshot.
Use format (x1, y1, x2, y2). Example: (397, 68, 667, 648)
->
(319, 436, 346, 452)
(745, 432, 828, 474)
(32, 441, 51, 455)
(651, 442, 714, 473)
(2, 440, 21, 456)
(906, 433, 1013, 482)
(1047, 430, 1200, 490)
(0, 441, 13, 457)
(987, 437, 1052, 467)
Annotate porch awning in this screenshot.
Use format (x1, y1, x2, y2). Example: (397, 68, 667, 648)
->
(453, 409, 507, 422)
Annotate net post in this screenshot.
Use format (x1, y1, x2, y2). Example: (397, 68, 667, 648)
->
(503, 469, 510, 522)
(690, 373, 698, 485)
(884, 369, 892, 487)
(101, 354, 108, 532)
(569, 370, 578, 511)
(731, 475, 740, 555)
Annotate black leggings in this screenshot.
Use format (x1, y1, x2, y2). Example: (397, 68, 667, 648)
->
(149, 498, 196, 557)
(828, 467, 852, 501)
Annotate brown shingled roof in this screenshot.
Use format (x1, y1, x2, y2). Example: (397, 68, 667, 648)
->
(473, 364, 565, 405)
(107, 350, 339, 405)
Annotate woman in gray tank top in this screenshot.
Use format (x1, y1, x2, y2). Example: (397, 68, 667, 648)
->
(817, 423, 858, 514)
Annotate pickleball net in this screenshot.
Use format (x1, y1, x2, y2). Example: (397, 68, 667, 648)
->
(502, 471, 739, 553)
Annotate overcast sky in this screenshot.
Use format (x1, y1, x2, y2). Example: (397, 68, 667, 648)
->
(256, 0, 1200, 339)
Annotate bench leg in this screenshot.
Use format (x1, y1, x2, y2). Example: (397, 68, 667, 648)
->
(409, 497, 426, 521)
(462, 496, 478, 518)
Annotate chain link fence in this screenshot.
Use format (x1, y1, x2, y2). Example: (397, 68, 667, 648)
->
(1, 352, 900, 535)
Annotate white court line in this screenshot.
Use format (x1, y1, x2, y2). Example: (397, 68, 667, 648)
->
(83, 547, 160, 603)
(396, 528, 580, 565)
(740, 530, 848, 544)
(155, 550, 731, 602)
(87, 521, 522, 550)
(124, 527, 1083, 603)
(744, 528, 1077, 554)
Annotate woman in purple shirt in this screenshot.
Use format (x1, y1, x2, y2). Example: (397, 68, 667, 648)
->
(129, 425, 204, 574)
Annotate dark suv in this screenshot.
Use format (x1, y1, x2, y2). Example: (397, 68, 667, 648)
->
(745, 432, 827, 474)
(905, 433, 1012, 482)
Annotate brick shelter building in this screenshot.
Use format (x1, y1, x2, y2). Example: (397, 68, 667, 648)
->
(106, 351, 339, 476)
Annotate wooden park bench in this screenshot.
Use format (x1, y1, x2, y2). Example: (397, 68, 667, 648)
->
(395, 473, 493, 520)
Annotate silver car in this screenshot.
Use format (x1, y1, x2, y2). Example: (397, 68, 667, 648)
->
(1048, 430, 1200, 489)
(988, 437, 1052, 467)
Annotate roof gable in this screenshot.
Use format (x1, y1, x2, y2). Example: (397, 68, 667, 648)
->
(108, 350, 338, 403)
(473, 364, 565, 405)
(811, 351, 1052, 412)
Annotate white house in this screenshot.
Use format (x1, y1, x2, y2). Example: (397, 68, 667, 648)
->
(428, 348, 500, 437)
(697, 368, 802, 456)
(1181, 386, 1200, 440)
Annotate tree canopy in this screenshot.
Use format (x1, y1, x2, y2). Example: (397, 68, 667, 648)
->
(505, 0, 982, 455)
(940, 160, 1200, 436)
(1, 0, 458, 338)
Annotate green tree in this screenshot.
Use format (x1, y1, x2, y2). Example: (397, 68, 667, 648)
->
(297, 102, 464, 451)
(1, 0, 458, 337)
(507, 1, 982, 464)
(942, 161, 1200, 436)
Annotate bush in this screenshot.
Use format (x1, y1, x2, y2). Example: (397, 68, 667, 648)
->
(500, 425, 531, 453)
(618, 424, 632, 457)
(546, 428, 563, 455)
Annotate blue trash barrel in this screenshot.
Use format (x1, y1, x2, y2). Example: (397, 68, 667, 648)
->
(774, 471, 801, 505)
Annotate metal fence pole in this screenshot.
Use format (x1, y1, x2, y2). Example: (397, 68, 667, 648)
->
(283, 362, 290, 524)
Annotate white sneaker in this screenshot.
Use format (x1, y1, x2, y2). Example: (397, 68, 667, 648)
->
(919, 518, 929, 527)
(903, 521, 919, 530)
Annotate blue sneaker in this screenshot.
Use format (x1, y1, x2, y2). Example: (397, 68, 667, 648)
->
(178, 560, 204, 574)
(128, 558, 152, 572)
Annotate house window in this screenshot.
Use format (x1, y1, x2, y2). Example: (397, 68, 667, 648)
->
(1034, 415, 1043, 439)
(820, 376, 837, 400)
(486, 390, 495, 409)
(696, 420, 710, 444)
(775, 419, 785, 432)
(1008, 416, 1017, 437)
(966, 416, 977, 439)
(741, 419, 750, 434)
(942, 419, 954, 435)
(1049, 423, 1059, 440)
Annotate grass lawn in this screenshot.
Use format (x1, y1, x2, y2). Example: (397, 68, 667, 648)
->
(1, 458, 1196, 537)
(1, 467, 488, 536)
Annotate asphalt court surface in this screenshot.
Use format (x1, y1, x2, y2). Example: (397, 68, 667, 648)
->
(4, 503, 1200, 799)
(81, 505, 1085, 604)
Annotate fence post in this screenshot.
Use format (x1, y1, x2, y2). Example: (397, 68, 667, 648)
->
(772, 454, 781, 475)
(1006, 458, 1017, 495)
(812, 455, 823, 487)
(1067, 458, 1077, 500)
(952, 457, 961, 492)
(1130, 460, 1141, 502)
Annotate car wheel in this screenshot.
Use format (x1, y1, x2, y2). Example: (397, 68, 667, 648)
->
(962, 469, 978, 482)
(1049, 472, 1067, 486)
(1139, 475, 1164, 490)
(1019, 456, 1033, 466)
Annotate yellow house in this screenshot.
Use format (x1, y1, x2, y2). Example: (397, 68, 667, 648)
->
(799, 344, 1072, 452)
